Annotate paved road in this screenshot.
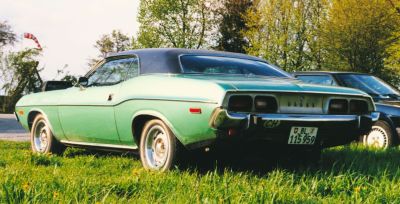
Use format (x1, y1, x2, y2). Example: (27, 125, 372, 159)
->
(0, 114, 29, 141)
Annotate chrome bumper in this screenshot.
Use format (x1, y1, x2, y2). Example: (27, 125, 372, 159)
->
(210, 108, 380, 130)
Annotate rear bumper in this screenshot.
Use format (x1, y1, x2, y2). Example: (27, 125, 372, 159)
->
(210, 108, 379, 148)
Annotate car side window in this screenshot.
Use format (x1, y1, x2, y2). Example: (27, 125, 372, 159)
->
(88, 56, 139, 86)
(296, 75, 337, 86)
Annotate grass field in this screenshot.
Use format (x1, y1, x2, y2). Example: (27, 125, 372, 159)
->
(1, 141, 400, 203)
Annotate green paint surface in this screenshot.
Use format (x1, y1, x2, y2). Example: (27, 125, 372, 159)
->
(15, 74, 371, 147)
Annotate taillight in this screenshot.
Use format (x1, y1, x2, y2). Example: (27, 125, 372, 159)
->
(254, 96, 278, 113)
(349, 100, 368, 114)
(329, 99, 348, 114)
(228, 95, 252, 112)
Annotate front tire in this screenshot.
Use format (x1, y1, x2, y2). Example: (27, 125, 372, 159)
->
(139, 119, 181, 171)
(362, 120, 393, 149)
(30, 114, 65, 154)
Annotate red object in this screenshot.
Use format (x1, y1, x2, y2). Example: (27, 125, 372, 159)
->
(189, 108, 202, 114)
(24, 33, 42, 50)
(228, 128, 237, 137)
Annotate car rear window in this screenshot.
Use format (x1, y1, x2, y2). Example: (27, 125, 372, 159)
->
(180, 55, 291, 78)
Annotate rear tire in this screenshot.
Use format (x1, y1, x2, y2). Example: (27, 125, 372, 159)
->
(139, 119, 182, 171)
(30, 114, 65, 155)
(362, 120, 393, 149)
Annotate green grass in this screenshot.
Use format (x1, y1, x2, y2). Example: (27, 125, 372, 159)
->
(1, 141, 400, 203)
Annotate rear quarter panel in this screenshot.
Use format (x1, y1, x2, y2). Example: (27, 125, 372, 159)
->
(115, 75, 226, 146)
(115, 100, 218, 146)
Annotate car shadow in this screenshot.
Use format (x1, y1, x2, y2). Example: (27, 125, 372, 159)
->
(61, 144, 400, 177)
(174, 144, 400, 178)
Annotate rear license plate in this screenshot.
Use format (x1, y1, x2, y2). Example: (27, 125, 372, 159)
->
(288, 127, 318, 145)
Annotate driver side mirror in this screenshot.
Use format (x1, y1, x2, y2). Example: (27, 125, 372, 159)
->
(78, 77, 88, 87)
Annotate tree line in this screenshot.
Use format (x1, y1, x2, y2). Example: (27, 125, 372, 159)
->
(94, 0, 400, 84)
(1, 0, 400, 112)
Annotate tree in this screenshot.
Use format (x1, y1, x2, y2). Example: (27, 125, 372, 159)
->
(244, 0, 328, 72)
(0, 21, 16, 47)
(387, 0, 400, 14)
(320, 0, 400, 81)
(55, 64, 78, 84)
(137, 0, 216, 48)
(89, 30, 132, 67)
(384, 0, 400, 85)
(215, 0, 252, 53)
(0, 49, 43, 112)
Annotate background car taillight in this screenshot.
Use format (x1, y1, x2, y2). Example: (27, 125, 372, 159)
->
(254, 96, 278, 113)
(349, 100, 369, 114)
(228, 95, 253, 112)
(329, 99, 348, 114)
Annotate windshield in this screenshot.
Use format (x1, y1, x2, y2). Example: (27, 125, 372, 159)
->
(180, 55, 292, 78)
(335, 74, 400, 96)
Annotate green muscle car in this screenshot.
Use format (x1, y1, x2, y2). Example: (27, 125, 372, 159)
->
(15, 48, 379, 171)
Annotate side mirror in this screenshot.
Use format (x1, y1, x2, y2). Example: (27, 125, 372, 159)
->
(42, 81, 73, 92)
(78, 77, 89, 87)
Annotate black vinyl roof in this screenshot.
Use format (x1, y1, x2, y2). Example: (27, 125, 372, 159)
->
(106, 48, 267, 74)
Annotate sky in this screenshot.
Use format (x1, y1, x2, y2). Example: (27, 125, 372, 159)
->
(0, 0, 140, 80)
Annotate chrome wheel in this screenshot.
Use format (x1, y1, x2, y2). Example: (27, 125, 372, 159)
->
(364, 125, 388, 148)
(144, 125, 170, 169)
(33, 119, 49, 153)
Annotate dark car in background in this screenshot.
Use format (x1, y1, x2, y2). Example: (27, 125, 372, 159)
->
(293, 71, 400, 149)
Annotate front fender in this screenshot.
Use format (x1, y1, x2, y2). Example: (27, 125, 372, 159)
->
(15, 106, 67, 140)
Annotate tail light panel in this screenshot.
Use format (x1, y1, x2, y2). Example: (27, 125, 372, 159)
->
(329, 99, 348, 114)
(228, 95, 253, 112)
(349, 100, 369, 114)
(254, 96, 278, 113)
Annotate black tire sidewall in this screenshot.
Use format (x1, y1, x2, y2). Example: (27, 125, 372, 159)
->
(30, 114, 65, 154)
(31, 114, 53, 154)
(139, 119, 179, 171)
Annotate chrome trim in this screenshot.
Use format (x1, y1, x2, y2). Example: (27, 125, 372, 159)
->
(210, 107, 379, 129)
(223, 92, 374, 115)
(279, 94, 323, 114)
(60, 140, 137, 150)
(225, 93, 278, 113)
(15, 97, 218, 108)
(324, 96, 374, 114)
(226, 90, 369, 97)
(85, 54, 140, 78)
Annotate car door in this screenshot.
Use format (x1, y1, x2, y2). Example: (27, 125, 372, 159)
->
(58, 56, 139, 144)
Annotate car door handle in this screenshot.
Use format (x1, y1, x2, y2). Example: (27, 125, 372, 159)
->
(107, 94, 114, 101)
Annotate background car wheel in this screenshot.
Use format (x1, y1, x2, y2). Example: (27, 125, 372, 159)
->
(30, 114, 65, 154)
(139, 119, 182, 171)
(363, 120, 393, 149)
